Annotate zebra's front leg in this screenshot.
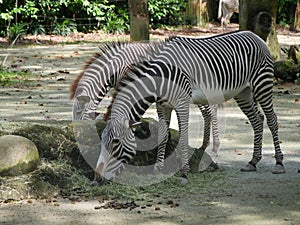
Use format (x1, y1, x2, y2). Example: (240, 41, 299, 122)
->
(235, 89, 264, 172)
(210, 105, 220, 155)
(175, 103, 190, 184)
(154, 103, 172, 173)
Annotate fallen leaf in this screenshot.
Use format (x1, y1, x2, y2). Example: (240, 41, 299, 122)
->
(283, 90, 292, 95)
(234, 149, 247, 155)
(57, 70, 70, 74)
(57, 76, 66, 81)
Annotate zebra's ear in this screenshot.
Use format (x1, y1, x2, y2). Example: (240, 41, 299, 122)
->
(129, 121, 142, 129)
(77, 95, 90, 104)
(120, 119, 141, 129)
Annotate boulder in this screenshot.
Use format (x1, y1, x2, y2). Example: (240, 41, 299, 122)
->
(0, 135, 39, 176)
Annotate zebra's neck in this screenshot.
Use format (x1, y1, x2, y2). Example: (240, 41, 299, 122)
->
(105, 60, 191, 123)
(105, 91, 155, 123)
(87, 42, 155, 101)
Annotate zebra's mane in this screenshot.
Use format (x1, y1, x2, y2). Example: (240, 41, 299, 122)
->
(103, 63, 135, 122)
(103, 38, 172, 121)
(69, 41, 130, 100)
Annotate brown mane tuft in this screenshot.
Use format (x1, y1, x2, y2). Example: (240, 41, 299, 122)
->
(70, 71, 84, 100)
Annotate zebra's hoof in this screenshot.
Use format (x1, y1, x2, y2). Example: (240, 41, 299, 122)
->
(208, 149, 218, 158)
(240, 163, 257, 172)
(180, 177, 188, 185)
(90, 180, 100, 186)
(272, 164, 286, 174)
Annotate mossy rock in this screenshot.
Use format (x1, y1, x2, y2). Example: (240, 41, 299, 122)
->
(274, 59, 300, 82)
(0, 135, 39, 176)
(12, 124, 95, 179)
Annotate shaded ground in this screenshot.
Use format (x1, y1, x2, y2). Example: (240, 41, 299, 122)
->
(0, 27, 300, 225)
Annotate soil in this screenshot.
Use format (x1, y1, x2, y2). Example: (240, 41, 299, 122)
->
(0, 26, 300, 225)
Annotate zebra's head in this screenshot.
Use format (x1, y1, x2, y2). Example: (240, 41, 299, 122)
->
(94, 117, 141, 183)
(70, 71, 105, 120)
(72, 93, 102, 120)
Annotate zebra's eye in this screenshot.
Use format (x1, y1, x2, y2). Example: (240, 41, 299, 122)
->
(112, 139, 119, 145)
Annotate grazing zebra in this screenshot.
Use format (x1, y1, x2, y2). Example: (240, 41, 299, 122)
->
(95, 30, 285, 184)
(218, 0, 239, 31)
(70, 41, 220, 172)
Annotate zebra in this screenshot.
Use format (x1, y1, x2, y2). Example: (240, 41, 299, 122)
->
(95, 30, 285, 184)
(70, 41, 220, 172)
(218, 0, 239, 31)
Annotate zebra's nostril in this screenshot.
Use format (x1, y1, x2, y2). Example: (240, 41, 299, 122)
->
(90, 180, 109, 186)
(90, 180, 100, 186)
(91, 175, 110, 186)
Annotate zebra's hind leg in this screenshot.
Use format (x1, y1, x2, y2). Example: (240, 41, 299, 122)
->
(259, 98, 285, 174)
(210, 105, 220, 155)
(199, 105, 211, 151)
(234, 87, 264, 172)
(199, 105, 220, 156)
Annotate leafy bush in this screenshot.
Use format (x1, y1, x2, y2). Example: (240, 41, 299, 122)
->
(1, 0, 298, 36)
(53, 19, 77, 36)
(277, 0, 298, 26)
(0, 0, 116, 36)
(7, 22, 27, 41)
(100, 5, 129, 34)
(148, 0, 187, 29)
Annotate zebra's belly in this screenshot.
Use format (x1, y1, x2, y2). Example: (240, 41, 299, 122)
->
(191, 85, 249, 105)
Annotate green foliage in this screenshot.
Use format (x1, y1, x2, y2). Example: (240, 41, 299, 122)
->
(277, 0, 298, 26)
(7, 22, 27, 41)
(53, 19, 77, 36)
(0, 0, 299, 36)
(148, 0, 188, 29)
(0, 0, 118, 35)
(295, 73, 300, 84)
(101, 6, 129, 34)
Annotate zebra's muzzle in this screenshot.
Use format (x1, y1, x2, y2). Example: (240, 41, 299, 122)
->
(91, 172, 111, 186)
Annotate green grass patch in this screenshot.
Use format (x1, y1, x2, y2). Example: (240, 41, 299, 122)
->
(0, 69, 36, 88)
(88, 171, 226, 203)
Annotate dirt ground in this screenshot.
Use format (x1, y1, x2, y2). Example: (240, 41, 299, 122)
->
(0, 28, 300, 225)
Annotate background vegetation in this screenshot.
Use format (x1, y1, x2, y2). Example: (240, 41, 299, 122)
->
(0, 0, 188, 39)
(1, 0, 297, 40)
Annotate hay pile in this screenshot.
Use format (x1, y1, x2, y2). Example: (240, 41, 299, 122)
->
(0, 119, 216, 200)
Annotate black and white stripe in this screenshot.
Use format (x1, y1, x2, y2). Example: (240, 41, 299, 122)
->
(71, 40, 220, 172)
(96, 31, 285, 182)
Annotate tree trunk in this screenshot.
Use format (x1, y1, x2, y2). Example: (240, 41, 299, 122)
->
(206, 0, 218, 22)
(187, 0, 201, 26)
(239, 0, 280, 60)
(295, 0, 300, 31)
(128, 0, 149, 41)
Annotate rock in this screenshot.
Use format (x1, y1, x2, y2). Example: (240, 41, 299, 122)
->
(0, 135, 39, 176)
